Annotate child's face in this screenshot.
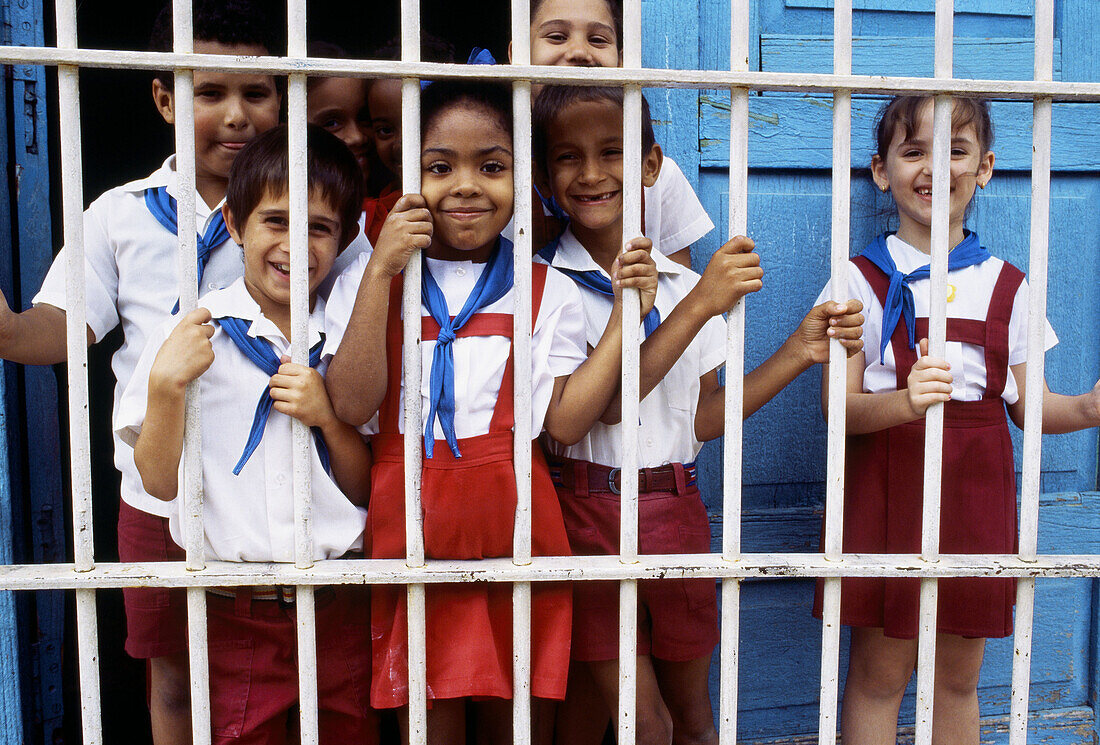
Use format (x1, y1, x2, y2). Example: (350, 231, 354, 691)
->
(308, 77, 371, 178)
(544, 98, 659, 235)
(420, 103, 514, 262)
(369, 79, 403, 181)
(225, 188, 343, 317)
(153, 41, 281, 191)
(529, 0, 622, 68)
(871, 100, 994, 247)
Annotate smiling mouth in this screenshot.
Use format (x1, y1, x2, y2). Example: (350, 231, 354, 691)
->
(573, 191, 619, 203)
(220, 142, 247, 151)
(444, 209, 490, 220)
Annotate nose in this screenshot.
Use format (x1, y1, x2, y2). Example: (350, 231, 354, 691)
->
(578, 158, 603, 185)
(563, 38, 595, 65)
(223, 94, 247, 129)
(344, 124, 365, 150)
(452, 168, 483, 196)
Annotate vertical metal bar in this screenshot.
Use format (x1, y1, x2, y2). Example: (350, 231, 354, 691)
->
(511, 0, 534, 741)
(915, 4, 955, 742)
(819, 0, 852, 741)
(1010, 3, 1054, 742)
(286, 3, 320, 744)
(55, 3, 103, 743)
(719, 1, 750, 742)
(169, 3, 213, 742)
(618, 2, 643, 744)
(400, 2, 427, 742)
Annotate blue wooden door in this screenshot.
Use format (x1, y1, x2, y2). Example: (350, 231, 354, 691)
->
(646, 0, 1100, 741)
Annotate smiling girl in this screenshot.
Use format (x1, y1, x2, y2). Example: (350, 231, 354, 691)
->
(324, 80, 659, 744)
(815, 96, 1100, 745)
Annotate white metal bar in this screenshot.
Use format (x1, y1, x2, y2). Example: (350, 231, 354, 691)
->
(618, 3, 644, 744)
(285, 4, 319, 744)
(8, 47, 1100, 100)
(511, 0, 534, 740)
(186, 588, 211, 745)
(55, 2, 102, 743)
(719, 0, 750, 742)
(1010, 3, 1055, 742)
(400, 4, 427, 742)
(819, 0, 853, 741)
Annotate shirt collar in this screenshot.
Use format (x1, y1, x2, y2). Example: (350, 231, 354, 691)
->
(123, 155, 226, 221)
(203, 277, 327, 350)
(551, 226, 684, 278)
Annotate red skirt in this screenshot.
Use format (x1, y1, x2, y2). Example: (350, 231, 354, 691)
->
(813, 399, 1017, 639)
(368, 431, 572, 708)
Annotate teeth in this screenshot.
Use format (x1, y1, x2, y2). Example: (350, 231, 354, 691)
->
(577, 192, 616, 202)
(917, 188, 932, 195)
(275, 263, 290, 273)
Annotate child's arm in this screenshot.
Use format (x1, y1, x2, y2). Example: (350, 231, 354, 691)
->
(839, 338, 954, 434)
(1006, 364, 1100, 434)
(326, 195, 432, 426)
(544, 239, 657, 444)
(269, 358, 372, 505)
(599, 236, 762, 424)
(134, 309, 216, 501)
(694, 298, 865, 441)
(0, 289, 93, 365)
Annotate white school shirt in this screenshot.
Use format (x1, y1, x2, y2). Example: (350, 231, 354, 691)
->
(318, 210, 372, 298)
(817, 234, 1057, 404)
(34, 155, 244, 518)
(324, 251, 588, 439)
(504, 156, 714, 257)
(540, 228, 728, 468)
(116, 278, 367, 563)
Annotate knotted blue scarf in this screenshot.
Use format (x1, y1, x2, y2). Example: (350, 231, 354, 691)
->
(538, 235, 661, 337)
(145, 186, 232, 312)
(422, 238, 514, 458)
(861, 231, 990, 364)
(214, 316, 330, 475)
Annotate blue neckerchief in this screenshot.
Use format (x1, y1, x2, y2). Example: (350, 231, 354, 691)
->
(420, 46, 497, 89)
(144, 186, 232, 312)
(861, 231, 990, 364)
(213, 316, 330, 475)
(533, 184, 570, 222)
(538, 234, 661, 337)
(421, 238, 514, 458)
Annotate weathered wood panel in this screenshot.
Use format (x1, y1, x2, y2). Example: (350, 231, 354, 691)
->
(785, 0, 1034, 15)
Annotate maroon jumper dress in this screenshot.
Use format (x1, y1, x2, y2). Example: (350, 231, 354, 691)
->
(813, 255, 1024, 639)
(368, 264, 573, 707)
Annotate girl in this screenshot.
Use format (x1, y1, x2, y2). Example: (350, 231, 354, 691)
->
(516, 0, 714, 268)
(324, 80, 659, 745)
(816, 96, 1100, 745)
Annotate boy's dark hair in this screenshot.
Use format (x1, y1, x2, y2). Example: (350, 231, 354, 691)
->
(226, 125, 365, 248)
(421, 81, 513, 141)
(149, 0, 282, 87)
(874, 95, 994, 159)
(532, 86, 654, 168)
(531, 0, 624, 51)
(371, 33, 457, 64)
(306, 41, 350, 92)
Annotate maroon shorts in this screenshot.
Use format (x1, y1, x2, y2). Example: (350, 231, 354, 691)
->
(206, 585, 378, 744)
(554, 463, 719, 663)
(118, 499, 187, 659)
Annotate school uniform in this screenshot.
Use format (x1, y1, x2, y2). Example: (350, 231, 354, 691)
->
(324, 241, 588, 708)
(812, 233, 1056, 639)
(117, 278, 375, 743)
(33, 155, 244, 658)
(540, 227, 727, 662)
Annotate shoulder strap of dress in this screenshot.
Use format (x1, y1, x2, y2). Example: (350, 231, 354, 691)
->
(982, 261, 1025, 400)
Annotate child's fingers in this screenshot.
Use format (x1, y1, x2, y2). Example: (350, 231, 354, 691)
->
(918, 337, 930, 357)
(399, 208, 434, 228)
(721, 235, 755, 254)
(391, 194, 427, 213)
(828, 311, 865, 329)
(623, 236, 653, 254)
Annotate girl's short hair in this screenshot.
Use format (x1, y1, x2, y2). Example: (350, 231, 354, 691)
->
(226, 124, 365, 248)
(530, 0, 624, 51)
(420, 81, 514, 141)
(874, 96, 994, 158)
(532, 86, 655, 167)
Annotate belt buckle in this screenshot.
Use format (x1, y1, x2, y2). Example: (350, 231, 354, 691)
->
(608, 467, 621, 495)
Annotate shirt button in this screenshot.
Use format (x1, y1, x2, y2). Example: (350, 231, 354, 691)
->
(275, 473, 287, 486)
(646, 437, 654, 447)
(455, 267, 466, 277)
(207, 282, 217, 290)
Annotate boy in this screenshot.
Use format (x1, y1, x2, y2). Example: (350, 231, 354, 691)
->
(532, 85, 866, 744)
(118, 125, 376, 745)
(0, 3, 280, 742)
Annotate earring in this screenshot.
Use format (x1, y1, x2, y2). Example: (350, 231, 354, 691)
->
(880, 184, 888, 193)
(978, 181, 986, 189)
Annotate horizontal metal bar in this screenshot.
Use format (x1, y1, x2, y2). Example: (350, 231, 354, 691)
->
(2, 47, 1099, 101)
(5, 553, 1100, 590)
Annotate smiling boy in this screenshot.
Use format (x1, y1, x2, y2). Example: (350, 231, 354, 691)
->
(117, 125, 376, 744)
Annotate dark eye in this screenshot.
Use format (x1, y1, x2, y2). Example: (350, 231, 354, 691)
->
(309, 222, 334, 234)
(604, 147, 623, 158)
(246, 88, 272, 101)
(545, 32, 568, 43)
(266, 216, 288, 228)
(589, 35, 612, 46)
(320, 117, 342, 132)
(374, 125, 395, 138)
(482, 161, 507, 174)
(196, 89, 220, 100)
(425, 162, 451, 175)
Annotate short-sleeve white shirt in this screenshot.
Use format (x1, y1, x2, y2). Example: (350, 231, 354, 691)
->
(540, 228, 727, 468)
(817, 234, 1057, 404)
(323, 250, 589, 439)
(116, 278, 367, 563)
(34, 156, 245, 517)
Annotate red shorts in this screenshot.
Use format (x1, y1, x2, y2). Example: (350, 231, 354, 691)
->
(206, 585, 378, 745)
(554, 461, 719, 662)
(118, 499, 187, 659)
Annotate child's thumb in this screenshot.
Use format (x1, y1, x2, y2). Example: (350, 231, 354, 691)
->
(919, 338, 930, 358)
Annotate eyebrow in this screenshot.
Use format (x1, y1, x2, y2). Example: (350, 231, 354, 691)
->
(423, 145, 514, 157)
(536, 18, 616, 37)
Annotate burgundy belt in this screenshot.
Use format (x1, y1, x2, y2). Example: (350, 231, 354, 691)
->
(549, 457, 697, 496)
